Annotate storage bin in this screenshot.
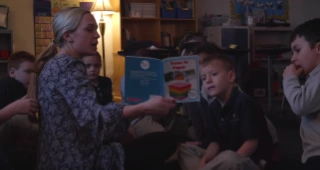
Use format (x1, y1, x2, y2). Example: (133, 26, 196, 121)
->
(161, 8, 176, 18)
(177, 8, 192, 18)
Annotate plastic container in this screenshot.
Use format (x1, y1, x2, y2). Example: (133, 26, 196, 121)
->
(161, 8, 176, 18)
(176, 8, 192, 19)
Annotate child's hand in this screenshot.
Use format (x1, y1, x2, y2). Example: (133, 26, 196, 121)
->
(142, 96, 176, 116)
(198, 159, 207, 170)
(127, 125, 137, 138)
(283, 64, 303, 78)
(13, 96, 38, 116)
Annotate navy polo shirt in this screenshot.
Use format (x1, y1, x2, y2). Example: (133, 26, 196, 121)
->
(206, 87, 273, 163)
(93, 76, 113, 105)
(0, 77, 27, 109)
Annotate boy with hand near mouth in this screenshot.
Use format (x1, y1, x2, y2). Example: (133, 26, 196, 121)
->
(178, 54, 273, 170)
(283, 18, 320, 169)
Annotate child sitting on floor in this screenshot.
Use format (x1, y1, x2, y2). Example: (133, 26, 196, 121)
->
(178, 53, 274, 170)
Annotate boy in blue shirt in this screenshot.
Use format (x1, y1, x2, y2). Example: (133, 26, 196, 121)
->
(82, 53, 113, 105)
(178, 53, 273, 170)
(283, 18, 320, 169)
(0, 51, 38, 170)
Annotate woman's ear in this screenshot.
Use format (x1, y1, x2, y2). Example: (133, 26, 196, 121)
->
(62, 31, 73, 43)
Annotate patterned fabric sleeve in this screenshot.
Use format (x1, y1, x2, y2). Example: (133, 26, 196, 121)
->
(57, 59, 129, 142)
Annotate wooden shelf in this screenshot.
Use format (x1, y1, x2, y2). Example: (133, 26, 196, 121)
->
(160, 18, 196, 21)
(0, 30, 12, 34)
(121, 0, 197, 48)
(117, 0, 197, 101)
(212, 26, 293, 32)
(121, 17, 159, 21)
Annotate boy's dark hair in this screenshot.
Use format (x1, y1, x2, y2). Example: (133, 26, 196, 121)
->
(178, 32, 207, 55)
(181, 42, 222, 56)
(184, 33, 207, 44)
(180, 42, 202, 56)
(200, 53, 235, 71)
(290, 18, 320, 48)
(8, 51, 35, 70)
(122, 40, 155, 56)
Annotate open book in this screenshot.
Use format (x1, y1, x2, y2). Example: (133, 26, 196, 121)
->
(124, 55, 200, 104)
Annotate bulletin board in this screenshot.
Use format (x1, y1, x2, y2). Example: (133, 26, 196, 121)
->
(33, 0, 95, 56)
(230, 0, 289, 20)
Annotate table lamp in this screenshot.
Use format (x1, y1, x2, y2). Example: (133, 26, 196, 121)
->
(92, 0, 115, 76)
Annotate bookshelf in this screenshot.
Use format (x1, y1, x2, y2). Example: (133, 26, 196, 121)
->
(112, 0, 198, 102)
(120, 0, 198, 48)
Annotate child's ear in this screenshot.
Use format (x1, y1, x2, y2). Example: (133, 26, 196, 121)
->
(315, 42, 320, 55)
(8, 68, 15, 77)
(228, 70, 236, 83)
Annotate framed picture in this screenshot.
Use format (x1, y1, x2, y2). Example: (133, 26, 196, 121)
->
(230, 0, 289, 20)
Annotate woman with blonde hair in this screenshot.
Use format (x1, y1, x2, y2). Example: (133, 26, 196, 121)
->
(28, 7, 176, 170)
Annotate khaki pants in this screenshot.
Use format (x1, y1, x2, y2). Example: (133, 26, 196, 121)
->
(132, 116, 166, 138)
(178, 144, 260, 170)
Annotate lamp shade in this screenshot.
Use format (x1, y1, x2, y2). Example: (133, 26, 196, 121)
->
(92, 0, 115, 14)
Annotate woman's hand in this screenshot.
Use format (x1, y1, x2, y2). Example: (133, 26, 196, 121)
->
(141, 96, 176, 116)
(123, 96, 175, 120)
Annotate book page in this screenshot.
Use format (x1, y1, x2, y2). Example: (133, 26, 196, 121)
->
(162, 55, 200, 103)
(124, 56, 164, 105)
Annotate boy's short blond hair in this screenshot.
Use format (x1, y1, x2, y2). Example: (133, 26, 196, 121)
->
(200, 53, 235, 71)
(8, 51, 35, 71)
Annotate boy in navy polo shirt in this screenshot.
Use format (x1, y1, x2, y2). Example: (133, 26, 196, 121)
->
(82, 53, 113, 105)
(178, 53, 273, 170)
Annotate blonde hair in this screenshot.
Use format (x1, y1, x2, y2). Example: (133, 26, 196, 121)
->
(28, 7, 90, 100)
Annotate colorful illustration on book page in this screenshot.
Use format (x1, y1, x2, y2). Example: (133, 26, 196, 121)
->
(163, 56, 200, 102)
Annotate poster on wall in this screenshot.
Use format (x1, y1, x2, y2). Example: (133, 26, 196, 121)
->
(33, 0, 95, 56)
(230, 0, 289, 21)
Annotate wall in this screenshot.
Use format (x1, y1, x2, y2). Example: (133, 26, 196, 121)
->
(1, 0, 320, 54)
(0, 0, 34, 54)
(197, 0, 320, 27)
(0, 0, 123, 101)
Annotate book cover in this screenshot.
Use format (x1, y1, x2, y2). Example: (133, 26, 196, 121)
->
(124, 55, 200, 104)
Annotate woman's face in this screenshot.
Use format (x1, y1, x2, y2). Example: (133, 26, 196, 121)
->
(67, 13, 100, 57)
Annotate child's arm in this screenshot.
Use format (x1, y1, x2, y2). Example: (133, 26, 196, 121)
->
(237, 139, 258, 157)
(199, 142, 220, 168)
(0, 96, 38, 124)
(283, 64, 320, 116)
(120, 76, 125, 103)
